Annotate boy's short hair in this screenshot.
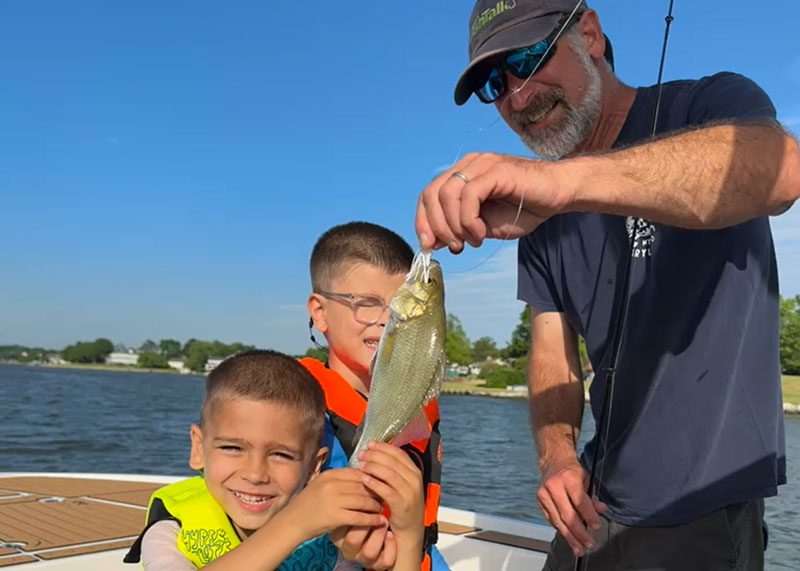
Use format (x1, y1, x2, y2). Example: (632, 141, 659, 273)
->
(310, 221, 414, 292)
(201, 350, 326, 453)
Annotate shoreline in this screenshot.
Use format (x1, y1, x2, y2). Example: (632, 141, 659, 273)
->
(441, 382, 800, 415)
(4, 361, 799, 414)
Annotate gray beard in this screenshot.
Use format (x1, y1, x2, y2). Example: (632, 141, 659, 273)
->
(509, 39, 602, 160)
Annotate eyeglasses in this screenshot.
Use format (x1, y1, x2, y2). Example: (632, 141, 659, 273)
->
(316, 291, 390, 325)
(475, 14, 577, 104)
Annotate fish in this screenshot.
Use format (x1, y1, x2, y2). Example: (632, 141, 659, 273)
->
(349, 251, 446, 467)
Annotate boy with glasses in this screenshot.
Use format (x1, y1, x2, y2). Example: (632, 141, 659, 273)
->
(301, 222, 448, 571)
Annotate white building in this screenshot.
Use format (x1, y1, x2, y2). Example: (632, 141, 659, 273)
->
(168, 359, 190, 374)
(205, 358, 225, 372)
(105, 352, 139, 366)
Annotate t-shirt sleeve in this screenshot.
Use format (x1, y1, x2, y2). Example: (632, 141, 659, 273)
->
(517, 231, 563, 313)
(140, 520, 197, 571)
(686, 72, 777, 125)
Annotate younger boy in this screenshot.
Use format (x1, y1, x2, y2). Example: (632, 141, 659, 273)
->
(302, 222, 448, 571)
(124, 349, 424, 571)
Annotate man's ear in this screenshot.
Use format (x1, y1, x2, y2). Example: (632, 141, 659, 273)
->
(189, 424, 205, 471)
(308, 294, 328, 333)
(577, 9, 605, 63)
(306, 446, 329, 484)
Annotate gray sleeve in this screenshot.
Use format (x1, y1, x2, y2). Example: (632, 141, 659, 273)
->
(140, 520, 197, 571)
(517, 232, 563, 313)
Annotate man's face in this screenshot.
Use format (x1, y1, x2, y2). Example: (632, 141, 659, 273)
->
(494, 21, 603, 159)
(189, 398, 325, 537)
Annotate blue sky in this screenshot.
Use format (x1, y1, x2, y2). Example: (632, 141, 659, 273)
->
(2, 0, 799, 354)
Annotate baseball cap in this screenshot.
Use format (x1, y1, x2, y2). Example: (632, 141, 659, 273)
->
(454, 0, 588, 105)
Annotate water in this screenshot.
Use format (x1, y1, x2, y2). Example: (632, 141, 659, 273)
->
(1, 365, 797, 568)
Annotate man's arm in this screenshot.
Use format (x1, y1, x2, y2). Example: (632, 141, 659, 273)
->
(565, 122, 800, 229)
(416, 123, 800, 252)
(528, 307, 604, 558)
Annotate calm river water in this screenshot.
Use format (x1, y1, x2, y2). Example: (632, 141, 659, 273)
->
(1, 364, 797, 568)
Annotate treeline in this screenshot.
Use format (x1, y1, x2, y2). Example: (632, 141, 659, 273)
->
(129, 338, 256, 373)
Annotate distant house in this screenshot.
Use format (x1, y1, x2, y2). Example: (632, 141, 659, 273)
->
(468, 363, 483, 376)
(106, 351, 139, 366)
(205, 358, 225, 373)
(168, 358, 190, 374)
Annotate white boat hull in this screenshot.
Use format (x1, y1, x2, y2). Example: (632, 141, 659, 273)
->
(0, 473, 553, 570)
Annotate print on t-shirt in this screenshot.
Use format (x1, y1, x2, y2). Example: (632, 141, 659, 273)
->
(626, 216, 656, 258)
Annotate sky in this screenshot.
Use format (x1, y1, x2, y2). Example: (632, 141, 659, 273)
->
(1, 0, 799, 354)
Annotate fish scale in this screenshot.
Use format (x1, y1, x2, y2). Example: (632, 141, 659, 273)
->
(349, 252, 446, 467)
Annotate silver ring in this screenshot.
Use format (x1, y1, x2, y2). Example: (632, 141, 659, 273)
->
(450, 171, 470, 184)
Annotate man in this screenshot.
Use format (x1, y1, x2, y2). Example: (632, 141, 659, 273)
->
(415, 0, 800, 569)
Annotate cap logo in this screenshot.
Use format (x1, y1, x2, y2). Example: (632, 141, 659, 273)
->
(470, 0, 517, 39)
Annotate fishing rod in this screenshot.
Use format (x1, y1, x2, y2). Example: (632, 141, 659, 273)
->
(575, 2, 675, 570)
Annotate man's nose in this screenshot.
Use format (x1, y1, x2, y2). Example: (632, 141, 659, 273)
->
(504, 72, 542, 112)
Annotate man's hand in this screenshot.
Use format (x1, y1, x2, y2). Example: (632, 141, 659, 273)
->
(415, 152, 573, 253)
(536, 455, 607, 557)
(286, 468, 384, 541)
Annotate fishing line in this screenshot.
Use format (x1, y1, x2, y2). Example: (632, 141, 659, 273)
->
(439, 0, 586, 276)
(575, 2, 675, 570)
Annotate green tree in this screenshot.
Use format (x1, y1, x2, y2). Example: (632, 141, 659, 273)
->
(304, 347, 328, 362)
(138, 351, 169, 369)
(480, 362, 525, 388)
(445, 314, 472, 365)
(506, 306, 532, 358)
(62, 338, 114, 363)
(139, 339, 158, 353)
(159, 339, 182, 359)
(471, 336, 498, 362)
(780, 295, 800, 375)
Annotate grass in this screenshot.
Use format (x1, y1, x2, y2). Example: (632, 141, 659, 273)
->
(782, 375, 800, 405)
(441, 378, 509, 394)
(443, 375, 800, 407)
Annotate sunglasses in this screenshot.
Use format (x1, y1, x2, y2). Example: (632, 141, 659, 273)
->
(475, 14, 577, 104)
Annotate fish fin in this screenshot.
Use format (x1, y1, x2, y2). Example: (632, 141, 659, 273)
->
(423, 354, 445, 405)
(391, 409, 431, 449)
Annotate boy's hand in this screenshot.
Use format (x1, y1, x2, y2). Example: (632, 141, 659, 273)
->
(357, 442, 424, 538)
(286, 468, 384, 540)
(331, 522, 396, 570)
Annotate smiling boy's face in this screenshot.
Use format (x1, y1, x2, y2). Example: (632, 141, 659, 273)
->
(189, 397, 326, 537)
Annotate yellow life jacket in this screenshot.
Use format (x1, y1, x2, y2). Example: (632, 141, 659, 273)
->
(148, 476, 240, 567)
(124, 476, 339, 570)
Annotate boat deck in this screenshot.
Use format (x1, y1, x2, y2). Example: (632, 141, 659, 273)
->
(0, 474, 552, 569)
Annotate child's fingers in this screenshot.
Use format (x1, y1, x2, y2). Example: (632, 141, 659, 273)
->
(336, 492, 384, 513)
(342, 510, 385, 528)
(361, 469, 404, 508)
(380, 530, 398, 567)
(359, 443, 422, 487)
(357, 519, 390, 564)
(366, 442, 419, 473)
(359, 445, 421, 491)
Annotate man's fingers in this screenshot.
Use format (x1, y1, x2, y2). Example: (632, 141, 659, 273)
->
(420, 177, 460, 251)
(548, 484, 594, 554)
(415, 196, 446, 251)
(538, 489, 585, 557)
(568, 484, 601, 532)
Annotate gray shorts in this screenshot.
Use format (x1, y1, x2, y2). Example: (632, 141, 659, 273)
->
(544, 498, 767, 571)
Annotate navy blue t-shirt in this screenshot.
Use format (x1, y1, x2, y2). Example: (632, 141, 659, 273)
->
(517, 72, 787, 526)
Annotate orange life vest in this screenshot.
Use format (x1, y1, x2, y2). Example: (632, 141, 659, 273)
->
(300, 357, 442, 571)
